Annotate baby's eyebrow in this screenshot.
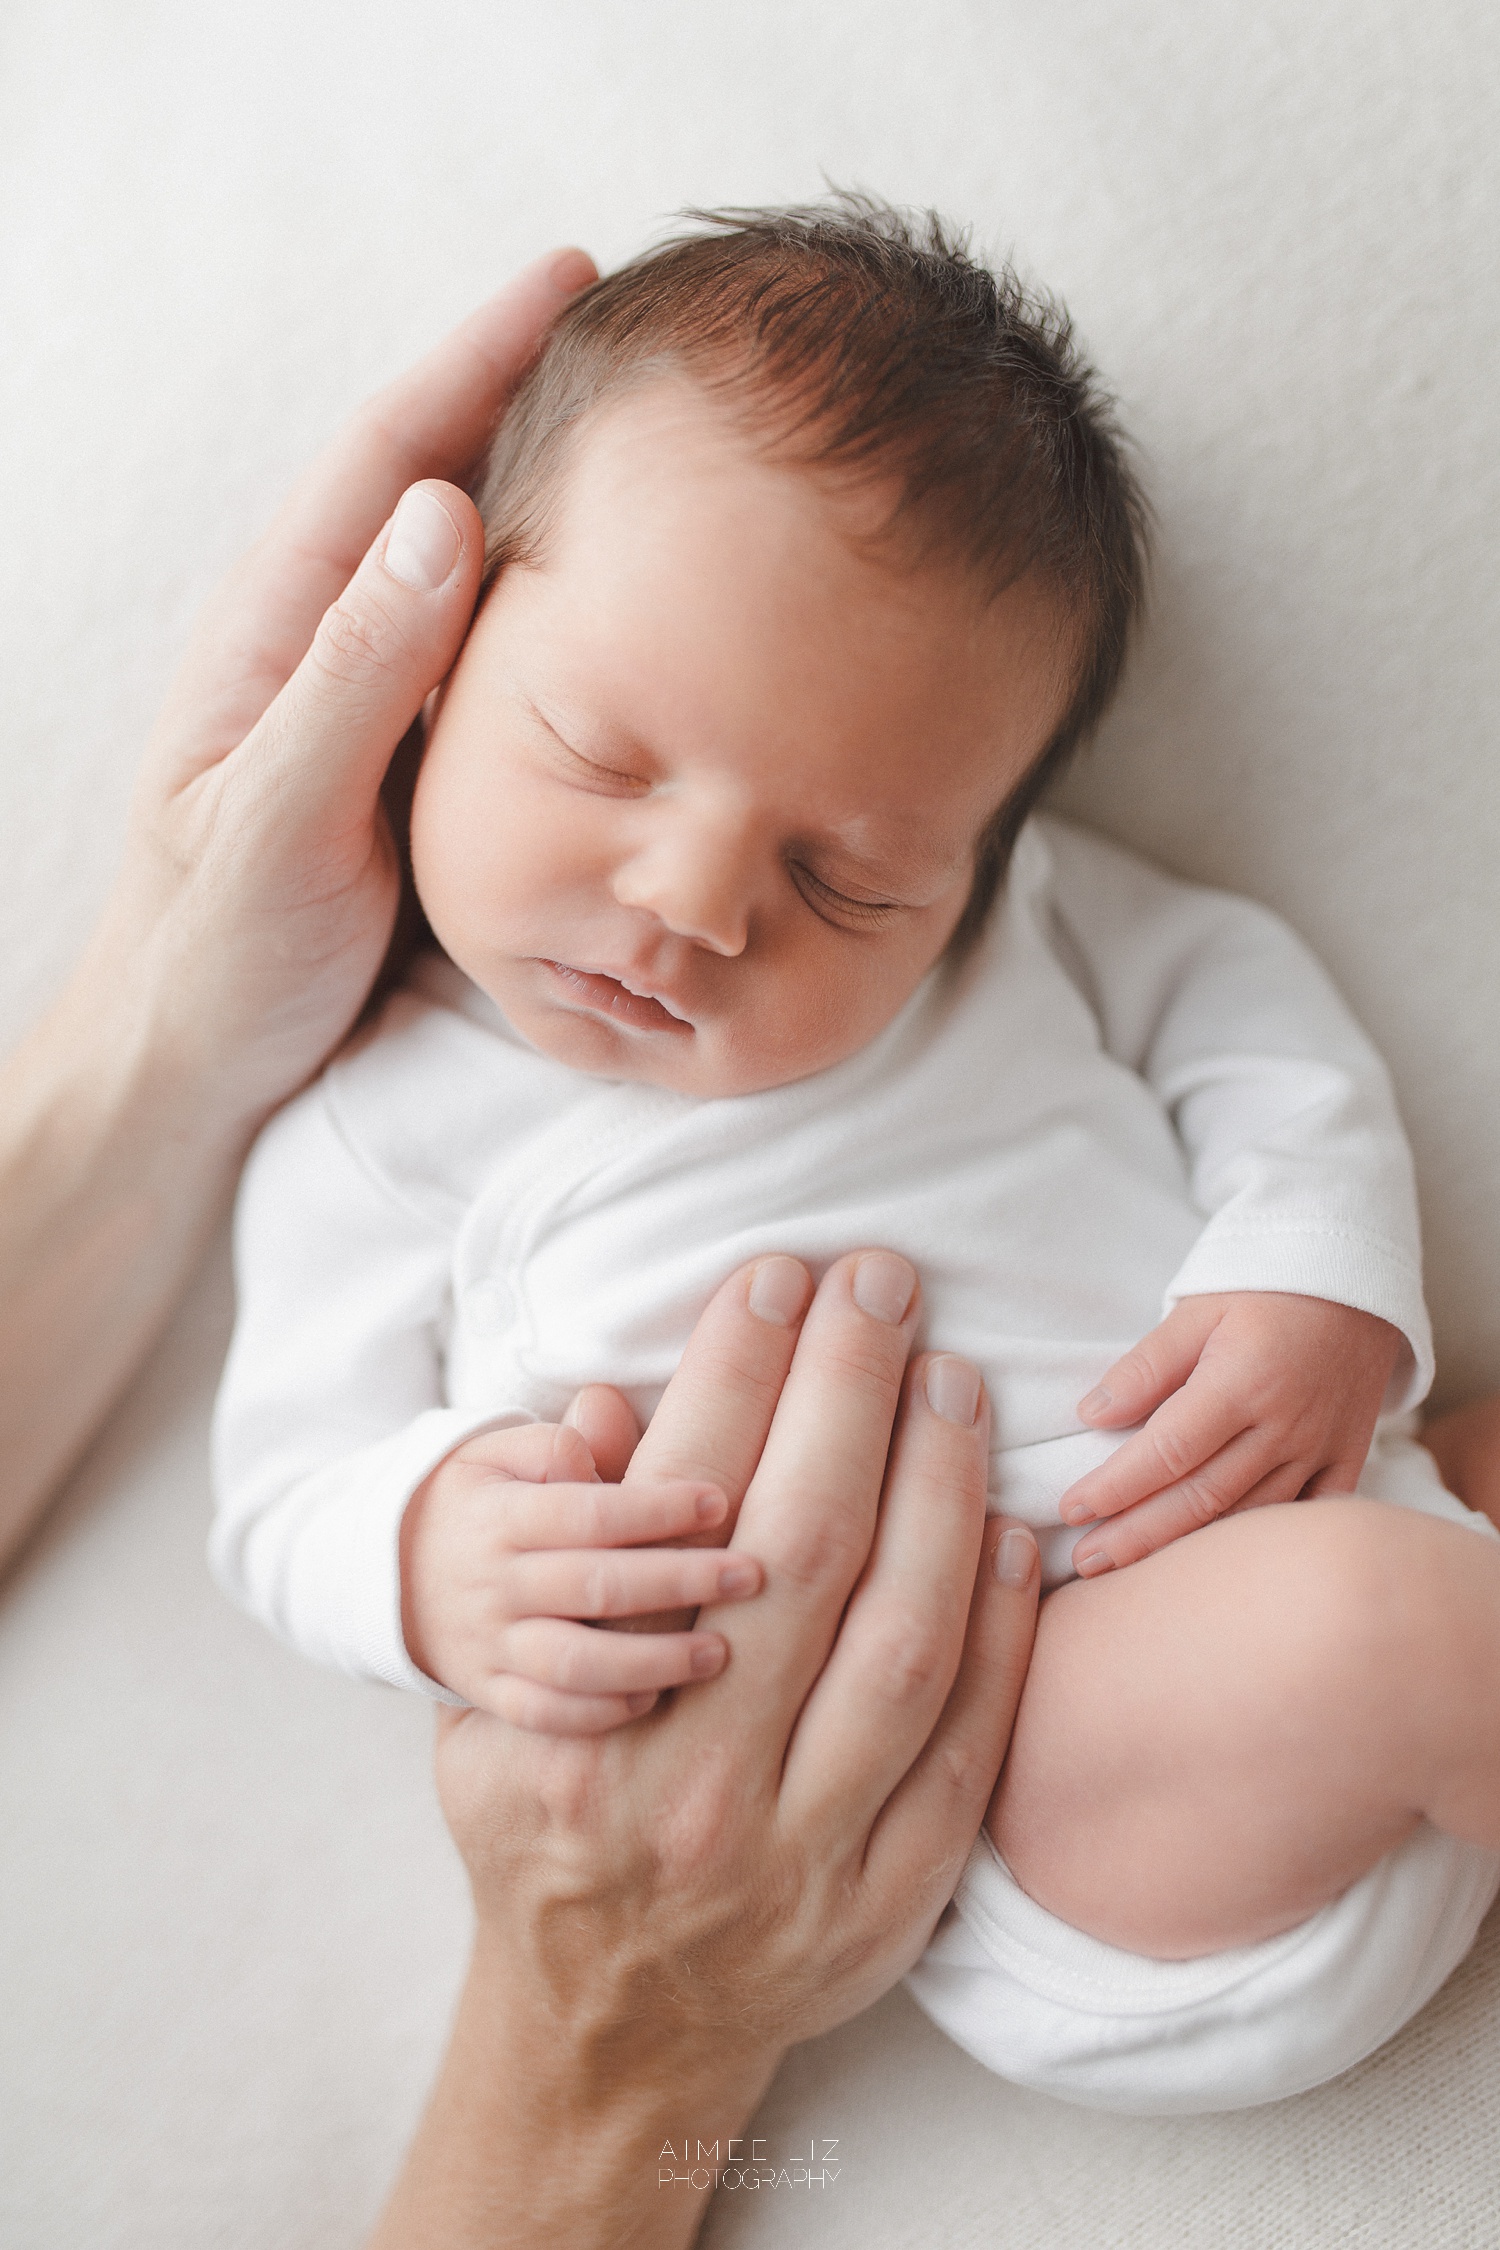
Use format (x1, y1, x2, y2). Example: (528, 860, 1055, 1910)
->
(820, 815, 963, 896)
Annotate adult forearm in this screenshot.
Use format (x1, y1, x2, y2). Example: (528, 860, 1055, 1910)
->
(371, 1936, 781, 2250)
(0, 950, 249, 1566)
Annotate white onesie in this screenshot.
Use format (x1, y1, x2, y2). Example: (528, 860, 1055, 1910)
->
(212, 814, 1500, 2112)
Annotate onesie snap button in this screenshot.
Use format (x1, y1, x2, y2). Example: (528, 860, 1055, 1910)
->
(464, 1279, 513, 1335)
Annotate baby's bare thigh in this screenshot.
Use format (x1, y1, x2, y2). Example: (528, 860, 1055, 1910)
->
(988, 1498, 1477, 1960)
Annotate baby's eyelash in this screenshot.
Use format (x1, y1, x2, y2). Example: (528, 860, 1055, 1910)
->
(790, 861, 903, 929)
(555, 739, 648, 793)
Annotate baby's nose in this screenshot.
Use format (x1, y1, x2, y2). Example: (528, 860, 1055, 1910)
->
(612, 829, 752, 956)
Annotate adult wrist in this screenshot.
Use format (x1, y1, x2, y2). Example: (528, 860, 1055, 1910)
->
(374, 1934, 783, 2250)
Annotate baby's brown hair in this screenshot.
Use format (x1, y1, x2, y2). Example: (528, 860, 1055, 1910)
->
(472, 194, 1149, 935)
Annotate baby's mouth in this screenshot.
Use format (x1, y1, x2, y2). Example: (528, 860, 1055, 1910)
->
(540, 960, 695, 1036)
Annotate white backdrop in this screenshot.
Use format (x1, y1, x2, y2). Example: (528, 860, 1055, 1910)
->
(2, 7, 1499, 2245)
(3, 0, 1496, 1401)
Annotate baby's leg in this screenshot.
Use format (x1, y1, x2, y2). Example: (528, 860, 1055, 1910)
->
(989, 1497, 1500, 1959)
(1424, 1396, 1500, 1533)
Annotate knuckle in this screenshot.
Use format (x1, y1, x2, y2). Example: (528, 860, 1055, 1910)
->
(1148, 1426, 1195, 1482)
(310, 588, 412, 688)
(767, 1513, 870, 1595)
(1117, 1345, 1156, 1392)
(1177, 1475, 1227, 1529)
(823, 1331, 905, 1405)
(862, 1608, 946, 1707)
(928, 1732, 993, 1809)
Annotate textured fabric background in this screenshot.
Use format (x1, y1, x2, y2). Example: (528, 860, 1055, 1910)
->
(2, 2, 1498, 2242)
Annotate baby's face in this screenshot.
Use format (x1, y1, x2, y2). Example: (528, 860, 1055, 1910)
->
(412, 382, 1068, 1098)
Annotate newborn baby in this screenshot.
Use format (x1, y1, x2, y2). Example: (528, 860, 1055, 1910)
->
(213, 200, 1500, 2114)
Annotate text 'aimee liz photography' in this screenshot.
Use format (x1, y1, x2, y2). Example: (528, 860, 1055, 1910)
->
(658, 2136, 843, 2192)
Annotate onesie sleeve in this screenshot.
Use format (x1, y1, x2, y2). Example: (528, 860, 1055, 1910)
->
(1036, 817, 1432, 1408)
(209, 1076, 529, 1697)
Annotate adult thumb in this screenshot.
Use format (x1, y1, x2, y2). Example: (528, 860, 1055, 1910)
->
(245, 478, 485, 830)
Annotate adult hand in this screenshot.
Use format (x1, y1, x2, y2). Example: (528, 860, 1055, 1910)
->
(374, 1253, 1040, 2250)
(0, 251, 594, 1561)
(84, 245, 597, 1129)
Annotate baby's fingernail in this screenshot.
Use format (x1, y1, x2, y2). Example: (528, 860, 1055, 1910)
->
(852, 1252, 916, 1325)
(1059, 1498, 1092, 1526)
(694, 1488, 729, 1524)
(1073, 1546, 1113, 1577)
(626, 1691, 658, 1715)
(926, 1355, 982, 1426)
(384, 485, 461, 590)
(717, 1560, 758, 1596)
(995, 1526, 1038, 1587)
(1079, 1386, 1111, 1418)
(748, 1256, 811, 1326)
(690, 1640, 727, 1678)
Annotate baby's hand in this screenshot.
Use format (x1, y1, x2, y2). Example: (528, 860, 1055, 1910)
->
(399, 1419, 761, 1733)
(1058, 1293, 1403, 1574)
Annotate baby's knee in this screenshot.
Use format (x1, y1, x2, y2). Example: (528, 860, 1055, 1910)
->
(1236, 1498, 1500, 1746)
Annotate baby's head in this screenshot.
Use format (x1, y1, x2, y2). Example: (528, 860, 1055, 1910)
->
(412, 197, 1147, 1098)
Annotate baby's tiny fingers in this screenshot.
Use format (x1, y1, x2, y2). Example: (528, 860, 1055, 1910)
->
(480, 1674, 659, 1735)
(506, 1543, 761, 1618)
(500, 1617, 730, 1695)
(1059, 1391, 1251, 1525)
(450, 1420, 593, 1484)
(1077, 1302, 1218, 1428)
(495, 1478, 729, 1552)
(1071, 1451, 1308, 1573)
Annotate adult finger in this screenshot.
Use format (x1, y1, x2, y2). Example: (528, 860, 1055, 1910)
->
(563, 1385, 642, 1484)
(1073, 1449, 1309, 1572)
(689, 1252, 920, 1743)
(861, 1516, 1040, 1946)
(231, 479, 484, 824)
(274, 250, 597, 582)
(162, 249, 597, 755)
(627, 1256, 812, 1511)
(780, 1352, 990, 1830)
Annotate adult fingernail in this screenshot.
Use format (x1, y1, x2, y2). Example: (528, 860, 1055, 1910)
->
(926, 1355, 982, 1426)
(384, 486, 462, 590)
(547, 247, 597, 296)
(717, 1560, 757, 1596)
(995, 1526, 1038, 1587)
(852, 1252, 916, 1325)
(747, 1256, 810, 1326)
(1079, 1386, 1111, 1418)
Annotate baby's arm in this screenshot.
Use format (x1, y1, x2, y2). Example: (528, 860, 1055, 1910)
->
(213, 1070, 756, 1716)
(1037, 819, 1428, 1569)
(401, 1415, 759, 1732)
